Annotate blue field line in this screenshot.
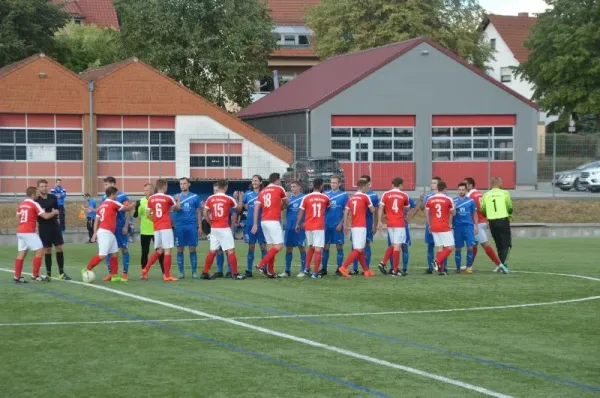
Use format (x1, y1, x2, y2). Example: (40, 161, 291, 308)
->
(14, 283, 389, 398)
(157, 283, 600, 394)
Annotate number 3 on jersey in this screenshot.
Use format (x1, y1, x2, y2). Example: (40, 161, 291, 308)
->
(98, 207, 106, 222)
(435, 203, 442, 218)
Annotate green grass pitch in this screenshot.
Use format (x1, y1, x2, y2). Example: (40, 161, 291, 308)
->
(0, 238, 599, 397)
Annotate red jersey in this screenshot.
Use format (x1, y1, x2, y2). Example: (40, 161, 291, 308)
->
(345, 192, 373, 228)
(300, 192, 330, 231)
(147, 193, 176, 231)
(425, 194, 455, 233)
(205, 193, 236, 228)
(257, 184, 287, 221)
(467, 189, 487, 223)
(97, 199, 123, 232)
(17, 199, 44, 233)
(380, 189, 410, 228)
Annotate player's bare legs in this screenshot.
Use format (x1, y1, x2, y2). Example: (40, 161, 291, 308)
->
(14, 248, 46, 283)
(142, 248, 164, 280)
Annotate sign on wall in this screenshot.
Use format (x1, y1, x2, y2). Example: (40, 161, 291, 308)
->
(28, 145, 56, 161)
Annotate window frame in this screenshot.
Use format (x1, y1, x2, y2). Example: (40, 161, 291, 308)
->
(431, 125, 514, 162)
(97, 128, 176, 162)
(0, 127, 83, 162)
(330, 125, 414, 163)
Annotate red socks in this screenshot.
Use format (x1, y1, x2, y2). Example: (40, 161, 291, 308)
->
(381, 246, 393, 264)
(267, 256, 275, 275)
(392, 250, 400, 273)
(145, 251, 161, 271)
(306, 248, 315, 273)
(164, 253, 172, 277)
(33, 256, 42, 277)
(203, 251, 216, 274)
(259, 247, 280, 273)
(484, 245, 501, 265)
(358, 252, 368, 271)
(341, 249, 360, 270)
(313, 251, 322, 273)
(14, 258, 24, 278)
(227, 253, 239, 275)
(472, 245, 478, 264)
(109, 256, 119, 274)
(87, 254, 102, 271)
(436, 247, 453, 265)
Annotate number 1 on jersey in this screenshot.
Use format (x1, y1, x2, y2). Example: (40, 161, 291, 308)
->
(311, 203, 322, 218)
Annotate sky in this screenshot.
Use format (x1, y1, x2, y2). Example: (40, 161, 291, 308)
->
(478, 0, 549, 15)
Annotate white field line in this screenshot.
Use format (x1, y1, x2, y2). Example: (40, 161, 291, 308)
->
(2, 295, 599, 327)
(0, 268, 512, 398)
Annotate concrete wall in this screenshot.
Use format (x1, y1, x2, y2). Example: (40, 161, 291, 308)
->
(310, 42, 539, 188)
(242, 112, 309, 160)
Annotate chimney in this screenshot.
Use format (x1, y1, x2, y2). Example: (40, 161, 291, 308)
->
(518, 12, 529, 17)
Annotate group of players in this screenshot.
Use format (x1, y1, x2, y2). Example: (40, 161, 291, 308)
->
(13, 171, 507, 283)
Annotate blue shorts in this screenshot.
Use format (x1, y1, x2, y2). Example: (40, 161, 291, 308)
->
(115, 227, 129, 249)
(404, 225, 411, 246)
(424, 224, 434, 245)
(453, 226, 476, 248)
(244, 225, 266, 245)
(284, 228, 306, 247)
(176, 224, 198, 247)
(325, 226, 345, 245)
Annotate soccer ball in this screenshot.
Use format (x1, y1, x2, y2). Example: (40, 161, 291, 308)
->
(82, 270, 95, 283)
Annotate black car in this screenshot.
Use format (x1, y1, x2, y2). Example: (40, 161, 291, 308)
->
(282, 157, 346, 193)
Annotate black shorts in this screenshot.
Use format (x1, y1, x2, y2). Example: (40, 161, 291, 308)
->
(39, 223, 64, 248)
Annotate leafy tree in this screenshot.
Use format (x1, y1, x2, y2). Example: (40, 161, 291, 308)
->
(54, 21, 123, 73)
(516, 0, 600, 118)
(306, 0, 492, 69)
(0, 0, 69, 67)
(115, 0, 275, 108)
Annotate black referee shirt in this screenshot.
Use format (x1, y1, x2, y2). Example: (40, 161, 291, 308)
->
(36, 195, 59, 226)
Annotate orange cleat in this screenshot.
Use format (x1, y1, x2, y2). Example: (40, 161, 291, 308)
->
(364, 270, 376, 277)
(339, 267, 351, 278)
(120, 273, 129, 281)
(141, 269, 148, 281)
(163, 275, 179, 282)
(103, 274, 114, 282)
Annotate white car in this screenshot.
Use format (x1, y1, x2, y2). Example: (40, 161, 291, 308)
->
(579, 166, 600, 193)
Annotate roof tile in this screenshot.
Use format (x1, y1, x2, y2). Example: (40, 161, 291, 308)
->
(487, 14, 537, 63)
(272, 48, 318, 58)
(51, 0, 119, 29)
(267, 0, 320, 25)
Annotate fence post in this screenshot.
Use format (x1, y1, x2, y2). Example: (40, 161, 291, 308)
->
(227, 133, 231, 179)
(552, 132, 556, 197)
(13, 130, 16, 201)
(487, 132, 492, 189)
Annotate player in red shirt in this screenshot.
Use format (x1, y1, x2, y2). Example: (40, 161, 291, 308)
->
(339, 179, 376, 278)
(84, 186, 136, 281)
(376, 177, 410, 276)
(464, 177, 502, 270)
(425, 181, 456, 275)
(142, 179, 181, 281)
(296, 178, 330, 279)
(252, 173, 289, 277)
(14, 187, 59, 283)
(200, 179, 245, 280)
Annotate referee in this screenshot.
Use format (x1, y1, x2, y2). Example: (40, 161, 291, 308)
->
(36, 179, 71, 280)
(481, 177, 511, 274)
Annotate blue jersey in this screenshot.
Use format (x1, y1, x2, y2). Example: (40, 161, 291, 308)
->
(325, 190, 348, 228)
(286, 193, 305, 230)
(101, 191, 130, 227)
(87, 198, 97, 219)
(51, 185, 67, 206)
(243, 190, 261, 228)
(404, 197, 416, 221)
(366, 190, 379, 229)
(453, 196, 476, 227)
(175, 192, 201, 226)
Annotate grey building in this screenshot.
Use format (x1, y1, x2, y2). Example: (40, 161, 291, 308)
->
(239, 37, 539, 190)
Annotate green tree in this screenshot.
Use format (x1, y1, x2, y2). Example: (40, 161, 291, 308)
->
(516, 0, 600, 117)
(53, 22, 123, 73)
(116, 0, 275, 108)
(0, 0, 69, 67)
(306, 0, 492, 69)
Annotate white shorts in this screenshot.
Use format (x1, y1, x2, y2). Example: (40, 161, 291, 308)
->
(210, 228, 235, 251)
(306, 230, 325, 248)
(17, 233, 43, 252)
(261, 221, 283, 245)
(351, 227, 367, 250)
(433, 231, 455, 248)
(387, 228, 407, 245)
(97, 228, 118, 256)
(475, 223, 488, 244)
(154, 229, 174, 249)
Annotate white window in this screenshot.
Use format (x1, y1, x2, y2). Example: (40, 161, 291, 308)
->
(431, 126, 514, 161)
(0, 128, 83, 161)
(330, 127, 414, 162)
(501, 67, 512, 83)
(97, 129, 175, 161)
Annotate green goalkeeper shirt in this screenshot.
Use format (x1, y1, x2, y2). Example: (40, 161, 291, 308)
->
(481, 188, 513, 220)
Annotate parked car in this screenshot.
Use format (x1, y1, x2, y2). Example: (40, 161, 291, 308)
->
(282, 157, 346, 193)
(552, 160, 600, 191)
(578, 164, 600, 193)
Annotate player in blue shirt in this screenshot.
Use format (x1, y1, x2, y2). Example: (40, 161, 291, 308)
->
(174, 177, 202, 279)
(100, 176, 131, 281)
(282, 181, 306, 277)
(453, 182, 478, 273)
(320, 175, 348, 276)
(236, 175, 267, 277)
(51, 178, 67, 233)
(418, 176, 445, 274)
(351, 175, 379, 274)
(82, 193, 96, 243)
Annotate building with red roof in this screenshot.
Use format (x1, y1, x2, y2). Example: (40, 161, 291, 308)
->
(50, 0, 119, 30)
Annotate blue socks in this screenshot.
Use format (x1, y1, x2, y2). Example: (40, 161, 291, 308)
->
(401, 244, 409, 272)
(261, 248, 267, 259)
(190, 251, 197, 274)
(177, 251, 184, 274)
(365, 245, 371, 268)
(300, 250, 306, 271)
(455, 251, 462, 270)
(322, 249, 330, 271)
(285, 251, 293, 273)
(247, 248, 255, 272)
(105, 253, 111, 272)
(427, 243, 435, 270)
(122, 251, 129, 274)
(337, 248, 344, 269)
(466, 249, 474, 267)
(216, 252, 224, 273)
